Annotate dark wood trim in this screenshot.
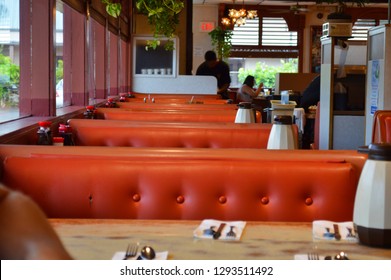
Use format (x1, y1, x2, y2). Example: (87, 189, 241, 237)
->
(62, 0, 86, 14)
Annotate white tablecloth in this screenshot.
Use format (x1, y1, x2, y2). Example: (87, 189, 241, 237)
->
(294, 108, 306, 134)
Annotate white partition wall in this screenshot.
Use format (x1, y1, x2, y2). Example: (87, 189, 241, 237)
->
(319, 37, 367, 150)
(365, 25, 391, 144)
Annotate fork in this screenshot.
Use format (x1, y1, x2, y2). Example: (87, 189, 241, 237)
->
(123, 244, 139, 260)
(226, 226, 236, 239)
(307, 253, 319, 260)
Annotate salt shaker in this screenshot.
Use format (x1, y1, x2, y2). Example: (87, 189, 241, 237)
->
(59, 123, 75, 146)
(36, 121, 53, 145)
(84, 106, 95, 119)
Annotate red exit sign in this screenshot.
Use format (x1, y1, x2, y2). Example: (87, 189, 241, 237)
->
(199, 22, 215, 32)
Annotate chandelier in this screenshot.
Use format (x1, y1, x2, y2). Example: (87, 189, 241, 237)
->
(221, 0, 258, 27)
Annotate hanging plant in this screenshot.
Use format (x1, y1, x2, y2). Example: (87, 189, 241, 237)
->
(101, 0, 122, 18)
(208, 26, 233, 61)
(135, 0, 185, 51)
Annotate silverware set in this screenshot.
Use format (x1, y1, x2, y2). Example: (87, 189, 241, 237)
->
(307, 251, 349, 260)
(123, 243, 138, 260)
(226, 226, 236, 239)
(123, 244, 157, 260)
(307, 253, 320, 260)
(203, 224, 237, 239)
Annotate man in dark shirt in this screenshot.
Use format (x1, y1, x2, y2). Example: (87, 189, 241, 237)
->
(300, 75, 320, 149)
(196, 50, 231, 99)
(300, 75, 320, 112)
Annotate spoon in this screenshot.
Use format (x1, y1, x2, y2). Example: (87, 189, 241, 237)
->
(322, 252, 349, 260)
(334, 251, 349, 260)
(138, 246, 156, 260)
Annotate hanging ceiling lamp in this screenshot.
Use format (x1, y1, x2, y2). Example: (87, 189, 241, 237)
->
(222, 0, 258, 27)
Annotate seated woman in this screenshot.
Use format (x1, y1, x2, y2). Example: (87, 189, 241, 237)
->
(0, 184, 72, 260)
(236, 75, 263, 102)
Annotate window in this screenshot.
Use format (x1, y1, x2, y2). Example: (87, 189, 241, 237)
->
(351, 19, 391, 41)
(261, 17, 297, 46)
(55, 7, 64, 108)
(0, 0, 20, 123)
(351, 19, 376, 41)
(229, 14, 300, 88)
(231, 18, 259, 46)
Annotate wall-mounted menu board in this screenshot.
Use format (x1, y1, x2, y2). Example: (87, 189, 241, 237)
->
(132, 36, 178, 77)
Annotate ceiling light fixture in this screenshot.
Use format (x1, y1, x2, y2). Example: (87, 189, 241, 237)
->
(221, 0, 258, 27)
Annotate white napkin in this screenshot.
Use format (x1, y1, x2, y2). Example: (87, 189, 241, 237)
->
(312, 220, 358, 242)
(193, 219, 246, 241)
(294, 254, 330, 260)
(112, 251, 168, 260)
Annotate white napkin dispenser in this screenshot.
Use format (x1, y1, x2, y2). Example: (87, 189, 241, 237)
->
(353, 143, 391, 247)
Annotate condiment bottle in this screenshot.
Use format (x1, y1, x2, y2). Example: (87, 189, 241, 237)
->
(37, 121, 53, 145)
(84, 106, 95, 119)
(119, 93, 126, 102)
(105, 97, 116, 108)
(58, 123, 75, 146)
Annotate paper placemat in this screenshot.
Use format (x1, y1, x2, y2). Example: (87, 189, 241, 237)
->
(313, 220, 358, 242)
(193, 219, 246, 241)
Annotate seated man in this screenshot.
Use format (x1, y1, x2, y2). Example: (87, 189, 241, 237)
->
(0, 184, 72, 260)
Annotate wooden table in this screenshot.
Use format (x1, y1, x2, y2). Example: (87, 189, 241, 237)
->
(50, 219, 391, 260)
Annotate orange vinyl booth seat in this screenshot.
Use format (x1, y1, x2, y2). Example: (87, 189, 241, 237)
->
(0, 146, 367, 222)
(371, 110, 391, 143)
(95, 108, 262, 123)
(68, 119, 276, 148)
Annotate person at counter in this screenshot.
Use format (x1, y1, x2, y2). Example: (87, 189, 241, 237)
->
(237, 75, 263, 102)
(0, 184, 72, 259)
(300, 75, 320, 112)
(196, 50, 231, 99)
(299, 75, 320, 149)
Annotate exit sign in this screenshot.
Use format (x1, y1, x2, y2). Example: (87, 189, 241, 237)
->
(199, 22, 215, 32)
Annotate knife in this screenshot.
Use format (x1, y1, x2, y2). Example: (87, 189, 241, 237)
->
(213, 223, 226, 239)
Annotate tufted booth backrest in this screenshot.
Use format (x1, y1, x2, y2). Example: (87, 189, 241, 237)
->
(371, 110, 391, 143)
(124, 98, 230, 104)
(95, 108, 261, 123)
(68, 119, 275, 148)
(117, 102, 237, 111)
(2, 154, 362, 222)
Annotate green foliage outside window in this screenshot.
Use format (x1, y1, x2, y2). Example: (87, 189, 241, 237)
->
(56, 59, 63, 84)
(0, 52, 20, 106)
(237, 59, 298, 88)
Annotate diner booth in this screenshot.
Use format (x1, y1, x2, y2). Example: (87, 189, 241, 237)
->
(1, 0, 391, 262)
